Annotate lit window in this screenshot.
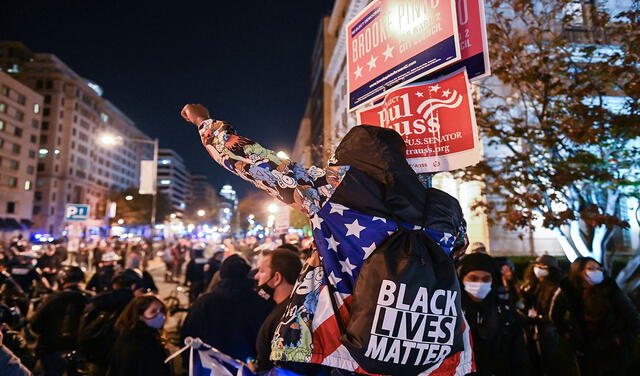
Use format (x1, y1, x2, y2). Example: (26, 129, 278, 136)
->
(39, 149, 49, 158)
(100, 112, 109, 122)
(160, 179, 171, 185)
(24, 180, 32, 191)
(34, 104, 40, 114)
(54, 149, 61, 155)
(0, 103, 6, 113)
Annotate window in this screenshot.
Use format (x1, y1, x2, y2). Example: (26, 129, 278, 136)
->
(6, 202, 15, 214)
(44, 95, 51, 104)
(17, 95, 26, 105)
(28, 150, 35, 159)
(45, 80, 53, 89)
(26, 165, 34, 174)
(10, 160, 19, 170)
(40, 135, 48, 145)
(33, 206, 41, 215)
(36, 80, 43, 89)
(7, 177, 17, 188)
(13, 127, 22, 138)
(24, 180, 32, 191)
(1, 86, 8, 96)
(0, 103, 6, 113)
(12, 144, 20, 154)
(30, 135, 37, 144)
(0, 120, 4, 131)
(16, 111, 23, 121)
(33, 104, 40, 114)
(41, 121, 49, 130)
(38, 149, 48, 158)
(31, 119, 38, 128)
(37, 163, 44, 172)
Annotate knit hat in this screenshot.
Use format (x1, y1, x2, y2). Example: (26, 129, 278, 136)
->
(458, 252, 496, 278)
(220, 254, 250, 280)
(534, 254, 559, 269)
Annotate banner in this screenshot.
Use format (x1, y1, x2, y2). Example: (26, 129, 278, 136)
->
(139, 160, 157, 195)
(347, 0, 461, 111)
(357, 68, 480, 173)
(433, 0, 491, 80)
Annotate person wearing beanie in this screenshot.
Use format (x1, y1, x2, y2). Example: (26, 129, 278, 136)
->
(458, 253, 531, 376)
(180, 254, 273, 362)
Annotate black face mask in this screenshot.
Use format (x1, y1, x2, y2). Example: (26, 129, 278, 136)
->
(255, 275, 275, 302)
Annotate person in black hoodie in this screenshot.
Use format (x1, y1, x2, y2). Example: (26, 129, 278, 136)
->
(520, 255, 573, 375)
(458, 252, 531, 376)
(551, 257, 640, 376)
(30, 266, 89, 376)
(107, 295, 171, 376)
(184, 243, 208, 303)
(180, 254, 273, 362)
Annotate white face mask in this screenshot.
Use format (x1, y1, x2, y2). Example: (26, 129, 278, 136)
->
(533, 266, 549, 279)
(585, 270, 604, 285)
(463, 281, 492, 300)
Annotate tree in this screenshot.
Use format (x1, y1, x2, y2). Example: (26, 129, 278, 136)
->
(458, 0, 640, 278)
(108, 188, 172, 226)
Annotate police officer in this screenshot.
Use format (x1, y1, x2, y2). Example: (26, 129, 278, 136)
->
(86, 252, 121, 293)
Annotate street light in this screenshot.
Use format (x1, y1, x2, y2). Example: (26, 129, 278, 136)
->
(125, 195, 133, 201)
(98, 133, 159, 236)
(117, 219, 124, 225)
(268, 203, 279, 214)
(276, 151, 289, 160)
(197, 209, 206, 217)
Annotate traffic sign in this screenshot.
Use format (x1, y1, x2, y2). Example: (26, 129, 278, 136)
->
(65, 204, 90, 221)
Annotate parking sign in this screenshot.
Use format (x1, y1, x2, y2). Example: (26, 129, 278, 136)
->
(65, 204, 90, 221)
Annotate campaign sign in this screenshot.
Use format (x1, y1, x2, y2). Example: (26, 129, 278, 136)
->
(357, 68, 480, 173)
(65, 204, 90, 221)
(347, 0, 461, 111)
(433, 0, 491, 80)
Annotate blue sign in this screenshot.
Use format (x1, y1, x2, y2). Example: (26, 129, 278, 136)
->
(65, 204, 90, 221)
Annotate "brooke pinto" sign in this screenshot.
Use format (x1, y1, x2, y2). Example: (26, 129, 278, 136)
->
(357, 68, 480, 173)
(346, 0, 461, 111)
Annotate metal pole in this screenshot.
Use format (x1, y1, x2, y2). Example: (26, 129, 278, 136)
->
(151, 138, 158, 238)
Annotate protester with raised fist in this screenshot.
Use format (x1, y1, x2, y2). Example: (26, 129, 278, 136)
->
(458, 252, 531, 376)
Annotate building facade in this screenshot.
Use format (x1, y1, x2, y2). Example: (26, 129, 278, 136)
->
(0, 41, 151, 237)
(0, 71, 42, 238)
(157, 149, 190, 216)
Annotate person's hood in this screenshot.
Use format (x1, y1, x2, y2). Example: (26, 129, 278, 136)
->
(329, 125, 464, 233)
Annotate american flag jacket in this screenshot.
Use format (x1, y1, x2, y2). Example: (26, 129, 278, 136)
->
(198, 120, 474, 375)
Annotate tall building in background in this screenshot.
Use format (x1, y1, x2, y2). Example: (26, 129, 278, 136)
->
(0, 71, 42, 238)
(0, 41, 150, 237)
(157, 149, 190, 216)
(217, 184, 237, 226)
(187, 174, 218, 216)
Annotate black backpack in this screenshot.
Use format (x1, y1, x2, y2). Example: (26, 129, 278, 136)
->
(329, 225, 465, 376)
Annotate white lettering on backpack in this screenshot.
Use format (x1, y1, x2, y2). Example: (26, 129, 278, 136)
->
(365, 279, 457, 365)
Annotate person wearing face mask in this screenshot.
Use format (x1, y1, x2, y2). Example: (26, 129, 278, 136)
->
(180, 254, 272, 363)
(520, 255, 572, 375)
(551, 257, 640, 376)
(458, 252, 531, 376)
(250, 249, 303, 373)
(107, 295, 171, 376)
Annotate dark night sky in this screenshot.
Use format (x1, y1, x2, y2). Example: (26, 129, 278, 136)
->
(1, 1, 335, 198)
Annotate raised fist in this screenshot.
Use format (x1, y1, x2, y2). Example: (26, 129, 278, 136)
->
(181, 104, 210, 126)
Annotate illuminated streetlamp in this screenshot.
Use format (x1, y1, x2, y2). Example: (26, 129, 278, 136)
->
(197, 209, 206, 217)
(125, 195, 133, 201)
(267, 203, 279, 214)
(117, 219, 124, 225)
(276, 151, 289, 160)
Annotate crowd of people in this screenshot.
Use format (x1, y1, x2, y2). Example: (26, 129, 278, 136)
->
(0, 232, 638, 375)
